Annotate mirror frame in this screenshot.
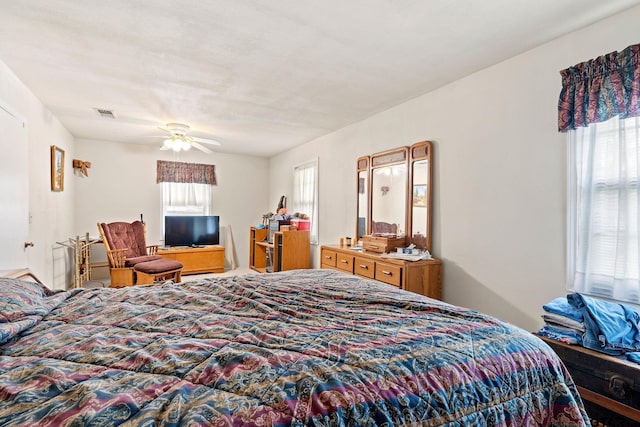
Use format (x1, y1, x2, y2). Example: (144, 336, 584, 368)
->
(356, 141, 433, 252)
(409, 141, 433, 252)
(356, 156, 370, 238)
(369, 146, 410, 238)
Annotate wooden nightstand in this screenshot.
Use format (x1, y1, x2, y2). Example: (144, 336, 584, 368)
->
(538, 335, 640, 426)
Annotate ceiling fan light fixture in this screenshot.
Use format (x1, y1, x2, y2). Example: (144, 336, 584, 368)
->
(166, 123, 190, 136)
(157, 122, 220, 153)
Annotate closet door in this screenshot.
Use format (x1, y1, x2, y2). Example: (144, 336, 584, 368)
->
(0, 104, 29, 268)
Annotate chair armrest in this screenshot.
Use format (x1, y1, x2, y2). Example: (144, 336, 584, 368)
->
(107, 248, 129, 268)
(147, 245, 159, 255)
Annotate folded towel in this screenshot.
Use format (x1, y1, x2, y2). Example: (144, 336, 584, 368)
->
(537, 325, 582, 345)
(543, 297, 583, 323)
(542, 312, 585, 333)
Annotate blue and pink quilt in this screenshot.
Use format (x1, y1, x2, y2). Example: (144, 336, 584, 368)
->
(0, 269, 588, 426)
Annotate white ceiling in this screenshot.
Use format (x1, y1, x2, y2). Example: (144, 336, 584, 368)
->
(0, 1, 638, 157)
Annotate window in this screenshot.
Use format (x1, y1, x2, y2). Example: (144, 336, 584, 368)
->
(292, 159, 318, 244)
(567, 116, 640, 304)
(161, 181, 213, 221)
(156, 160, 217, 240)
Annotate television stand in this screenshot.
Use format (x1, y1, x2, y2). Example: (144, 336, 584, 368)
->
(158, 245, 225, 275)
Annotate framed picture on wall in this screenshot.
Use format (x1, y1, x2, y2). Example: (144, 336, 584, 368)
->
(51, 145, 65, 192)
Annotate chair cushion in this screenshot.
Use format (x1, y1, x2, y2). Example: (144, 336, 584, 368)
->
(124, 255, 163, 267)
(134, 259, 183, 275)
(100, 221, 148, 258)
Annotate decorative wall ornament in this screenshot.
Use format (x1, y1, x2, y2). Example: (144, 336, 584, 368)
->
(72, 159, 92, 177)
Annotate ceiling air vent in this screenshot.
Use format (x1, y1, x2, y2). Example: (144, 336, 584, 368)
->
(93, 108, 115, 119)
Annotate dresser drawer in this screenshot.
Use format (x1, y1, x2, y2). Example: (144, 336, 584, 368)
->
(375, 262, 402, 287)
(320, 248, 337, 268)
(336, 253, 354, 273)
(354, 257, 375, 279)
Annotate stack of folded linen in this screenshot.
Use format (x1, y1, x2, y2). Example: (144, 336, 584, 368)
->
(537, 297, 585, 345)
(566, 293, 640, 357)
(538, 293, 640, 364)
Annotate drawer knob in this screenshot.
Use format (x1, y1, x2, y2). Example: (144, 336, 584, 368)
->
(359, 265, 368, 269)
(341, 260, 348, 264)
(382, 270, 392, 276)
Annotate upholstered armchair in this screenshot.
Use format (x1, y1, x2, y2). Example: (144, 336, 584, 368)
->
(97, 221, 183, 287)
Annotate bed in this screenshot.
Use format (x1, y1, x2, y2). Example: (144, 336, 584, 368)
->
(0, 269, 589, 426)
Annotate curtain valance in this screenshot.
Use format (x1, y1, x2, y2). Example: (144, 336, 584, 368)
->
(156, 160, 217, 185)
(558, 43, 640, 132)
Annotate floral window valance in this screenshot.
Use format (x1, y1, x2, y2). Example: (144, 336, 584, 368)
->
(156, 160, 217, 185)
(558, 43, 640, 132)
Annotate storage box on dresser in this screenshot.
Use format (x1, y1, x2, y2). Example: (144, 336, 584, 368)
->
(538, 335, 640, 426)
(360, 235, 406, 254)
(320, 245, 442, 299)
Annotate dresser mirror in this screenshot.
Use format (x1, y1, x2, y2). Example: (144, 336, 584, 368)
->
(356, 157, 369, 239)
(409, 141, 433, 252)
(357, 141, 433, 252)
(370, 148, 408, 236)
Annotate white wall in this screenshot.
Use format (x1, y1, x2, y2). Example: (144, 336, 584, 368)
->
(74, 138, 270, 271)
(0, 59, 76, 289)
(270, 6, 640, 331)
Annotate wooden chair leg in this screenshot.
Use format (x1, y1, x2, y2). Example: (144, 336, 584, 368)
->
(135, 271, 155, 285)
(135, 269, 182, 285)
(110, 268, 134, 287)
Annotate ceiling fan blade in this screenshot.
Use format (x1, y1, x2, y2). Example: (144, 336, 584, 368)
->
(191, 136, 221, 146)
(190, 141, 213, 154)
(160, 145, 171, 151)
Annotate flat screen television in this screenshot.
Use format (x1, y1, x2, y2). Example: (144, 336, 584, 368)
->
(164, 215, 220, 247)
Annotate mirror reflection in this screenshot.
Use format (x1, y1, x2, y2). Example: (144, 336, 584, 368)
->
(411, 160, 429, 249)
(371, 163, 407, 236)
(357, 169, 368, 239)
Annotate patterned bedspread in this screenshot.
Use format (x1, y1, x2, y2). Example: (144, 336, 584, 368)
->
(0, 269, 588, 426)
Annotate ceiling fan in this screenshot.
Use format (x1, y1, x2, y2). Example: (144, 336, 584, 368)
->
(157, 123, 221, 153)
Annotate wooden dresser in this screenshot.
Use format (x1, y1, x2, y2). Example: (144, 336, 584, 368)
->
(320, 245, 442, 299)
(539, 335, 640, 426)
